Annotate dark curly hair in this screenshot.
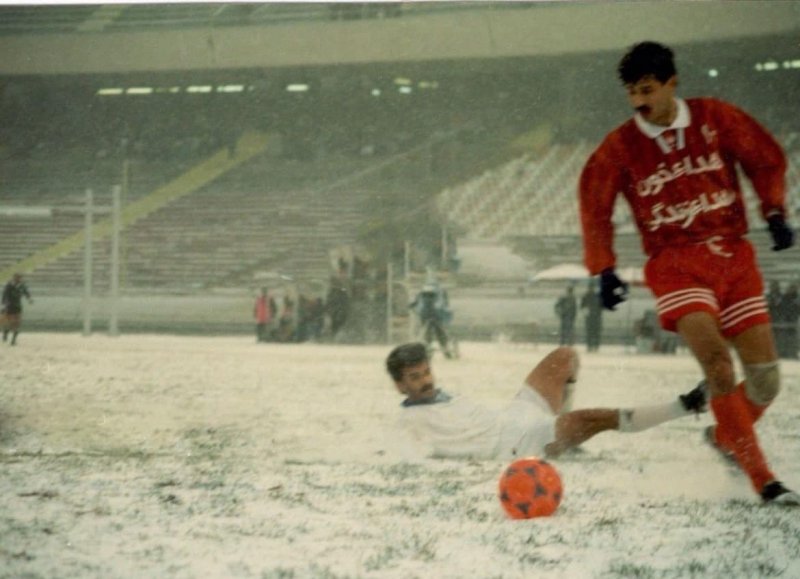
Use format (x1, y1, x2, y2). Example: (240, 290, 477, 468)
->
(385, 342, 429, 381)
(618, 41, 677, 85)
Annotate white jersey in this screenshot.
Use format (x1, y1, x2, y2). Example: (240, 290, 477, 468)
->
(396, 388, 556, 461)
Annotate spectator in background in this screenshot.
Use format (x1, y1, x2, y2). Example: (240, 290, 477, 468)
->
(767, 280, 787, 355)
(277, 295, 296, 342)
(296, 294, 326, 343)
(327, 280, 350, 341)
(2, 273, 33, 346)
(580, 281, 603, 352)
(410, 282, 454, 358)
(307, 296, 326, 342)
(776, 283, 800, 359)
(296, 294, 310, 342)
(253, 287, 276, 343)
(634, 309, 658, 353)
(554, 285, 577, 346)
(767, 280, 783, 320)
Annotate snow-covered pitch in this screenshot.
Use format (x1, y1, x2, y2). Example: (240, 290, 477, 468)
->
(1, 334, 798, 578)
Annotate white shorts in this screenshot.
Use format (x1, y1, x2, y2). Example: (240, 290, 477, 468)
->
(495, 385, 557, 460)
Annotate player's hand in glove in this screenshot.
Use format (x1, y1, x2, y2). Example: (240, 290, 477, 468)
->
(768, 214, 794, 251)
(600, 268, 629, 311)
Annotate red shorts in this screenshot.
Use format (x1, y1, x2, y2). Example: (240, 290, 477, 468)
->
(644, 237, 768, 338)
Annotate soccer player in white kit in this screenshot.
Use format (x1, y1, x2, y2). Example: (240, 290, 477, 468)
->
(386, 343, 707, 460)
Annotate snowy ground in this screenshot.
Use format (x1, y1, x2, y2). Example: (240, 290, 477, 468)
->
(1, 333, 799, 578)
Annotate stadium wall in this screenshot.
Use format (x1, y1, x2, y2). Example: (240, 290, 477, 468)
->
(23, 286, 657, 346)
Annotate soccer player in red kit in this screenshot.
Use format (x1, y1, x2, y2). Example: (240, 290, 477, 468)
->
(579, 41, 798, 505)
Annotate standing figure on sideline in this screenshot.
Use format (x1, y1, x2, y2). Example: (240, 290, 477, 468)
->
(409, 283, 454, 358)
(766, 280, 787, 356)
(277, 294, 296, 342)
(766, 280, 783, 320)
(2, 273, 33, 346)
(554, 285, 577, 346)
(326, 280, 350, 341)
(385, 343, 707, 460)
(579, 41, 798, 505)
(306, 296, 325, 342)
(580, 281, 603, 352)
(253, 287, 276, 343)
(776, 283, 800, 359)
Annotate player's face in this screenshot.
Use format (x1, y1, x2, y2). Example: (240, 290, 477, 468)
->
(395, 360, 436, 402)
(625, 75, 677, 127)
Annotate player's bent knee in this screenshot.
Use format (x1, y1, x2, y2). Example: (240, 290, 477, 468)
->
(744, 361, 780, 405)
(552, 346, 579, 376)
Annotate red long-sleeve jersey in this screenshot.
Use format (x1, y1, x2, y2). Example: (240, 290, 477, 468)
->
(579, 97, 787, 274)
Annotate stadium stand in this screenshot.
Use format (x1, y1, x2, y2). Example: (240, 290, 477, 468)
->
(3, 126, 798, 294)
(0, 125, 487, 294)
(0, 146, 374, 290)
(440, 132, 800, 282)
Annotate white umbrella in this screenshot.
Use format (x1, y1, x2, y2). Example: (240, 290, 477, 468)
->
(529, 263, 590, 283)
(618, 265, 646, 286)
(530, 263, 645, 285)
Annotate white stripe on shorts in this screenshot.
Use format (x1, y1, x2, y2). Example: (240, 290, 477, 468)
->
(656, 288, 718, 316)
(720, 296, 768, 330)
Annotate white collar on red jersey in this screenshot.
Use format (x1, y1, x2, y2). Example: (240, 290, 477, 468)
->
(634, 98, 690, 139)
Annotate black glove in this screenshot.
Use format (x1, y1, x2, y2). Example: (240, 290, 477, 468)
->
(600, 268, 629, 311)
(768, 214, 794, 251)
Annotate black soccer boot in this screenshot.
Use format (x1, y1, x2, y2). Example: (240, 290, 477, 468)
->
(761, 481, 800, 506)
(679, 380, 708, 414)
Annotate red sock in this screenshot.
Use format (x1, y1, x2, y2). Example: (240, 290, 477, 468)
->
(711, 391, 774, 493)
(712, 382, 768, 447)
(735, 381, 769, 423)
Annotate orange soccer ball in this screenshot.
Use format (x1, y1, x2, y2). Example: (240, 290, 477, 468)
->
(498, 457, 563, 519)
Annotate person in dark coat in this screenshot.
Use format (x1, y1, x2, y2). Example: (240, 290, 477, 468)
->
(580, 281, 603, 352)
(555, 285, 577, 346)
(766, 280, 783, 320)
(409, 283, 454, 358)
(775, 283, 800, 359)
(2, 273, 33, 346)
(327, 281, 350, 340)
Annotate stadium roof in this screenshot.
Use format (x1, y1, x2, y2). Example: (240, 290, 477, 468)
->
(0, 2, 798, 76)
(0, 3, 499, 35)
